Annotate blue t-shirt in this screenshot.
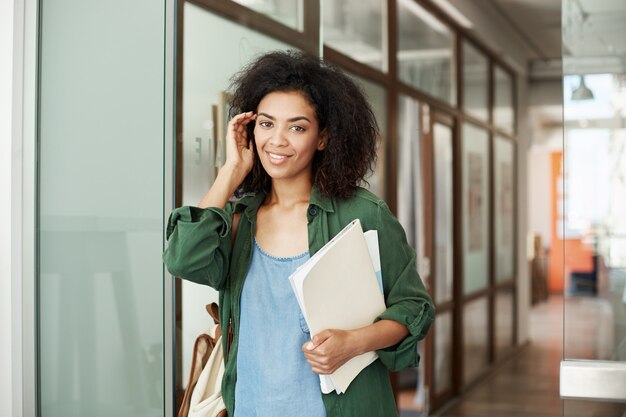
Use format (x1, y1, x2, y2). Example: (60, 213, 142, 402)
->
(233, 239, 326, 417)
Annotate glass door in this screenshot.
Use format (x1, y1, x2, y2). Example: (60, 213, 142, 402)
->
(396, 97, 457, 414)
(37, 1, 168, 416)
(560, 0, 626, 412)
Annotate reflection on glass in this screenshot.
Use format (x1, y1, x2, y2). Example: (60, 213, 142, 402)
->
(434, 311, 452, 395)
(434, 123, 454, 303)
(463, 297, 489, 384)
(397, 0, 455, 104)
(494, 66, 514, 132)
(232, 0, 303, 31)
(495, 289, 514, 358)
(562, 73, 626, 362)
(495, 137, 515, 282)
(397, 95, 424, 259)
(182, 1, 293, 399)
(462, 41, 488, 120)
(462, 123, 490, 294)
(38, 0, 165, 414)
(562, 0, 626, 408)
(350, 74, 387, 198)
(323, 0, 387, 70)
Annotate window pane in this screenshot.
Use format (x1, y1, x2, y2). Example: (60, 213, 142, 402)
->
(397, 96, 431, 285)
(38, 0, 165, 414)
(495, 136, 515, 282)
(397, 0, 455, 104)
(231, 0, 303, 31)
(349, 74, 387, 198)
(494, 66, 514, 132)
(463, 297, 489, 384)
(323, 0, 387, 71)
(463, 41, 488, 120)
(463, 123, 490, 294)
(434, 123, 454, 304)
(495, 288, 514, 358)
(434, 311, 453, 395)
(397, 95, 423, 252)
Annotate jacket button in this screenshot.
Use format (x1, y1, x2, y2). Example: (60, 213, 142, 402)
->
(308, 206, 318, 217)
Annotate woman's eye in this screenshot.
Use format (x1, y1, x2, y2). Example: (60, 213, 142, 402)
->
(291, 125, 305, 132)
(259, 121, 272, 128)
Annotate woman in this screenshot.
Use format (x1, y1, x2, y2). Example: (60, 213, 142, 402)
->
(163, 50, 434, 417)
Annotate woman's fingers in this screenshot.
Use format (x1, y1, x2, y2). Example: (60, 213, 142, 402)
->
(226, 112, 256, 168)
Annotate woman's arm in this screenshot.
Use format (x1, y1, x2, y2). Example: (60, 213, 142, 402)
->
(302, 320, 408, 375)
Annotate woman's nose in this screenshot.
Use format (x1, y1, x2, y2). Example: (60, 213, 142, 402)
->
(268, 129, 288, 146)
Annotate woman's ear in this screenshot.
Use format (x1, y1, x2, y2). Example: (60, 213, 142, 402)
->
(317, 130, 328, 151)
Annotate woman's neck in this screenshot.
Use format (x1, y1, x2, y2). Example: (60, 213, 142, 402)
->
(266, 176, 313, 209)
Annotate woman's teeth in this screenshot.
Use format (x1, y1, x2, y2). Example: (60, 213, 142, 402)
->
(269, 152, 287, 160)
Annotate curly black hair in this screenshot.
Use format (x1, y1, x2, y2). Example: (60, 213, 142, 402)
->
(229, 50, 379, 199)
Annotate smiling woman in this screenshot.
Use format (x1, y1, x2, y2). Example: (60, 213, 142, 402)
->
(163, 50, 434, 417)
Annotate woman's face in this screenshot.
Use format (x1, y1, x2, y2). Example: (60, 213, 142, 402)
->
(253, 90, 326, 183)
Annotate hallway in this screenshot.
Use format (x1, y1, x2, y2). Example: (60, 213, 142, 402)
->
(434, 297, 562, 417)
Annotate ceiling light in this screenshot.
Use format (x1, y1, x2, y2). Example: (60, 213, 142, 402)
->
(571, 75, 594, 100)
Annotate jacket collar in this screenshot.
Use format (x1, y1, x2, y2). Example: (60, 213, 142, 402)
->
(235, 185, 335, 219)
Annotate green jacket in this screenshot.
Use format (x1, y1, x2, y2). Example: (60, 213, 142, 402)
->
(163, 187, 435, 417)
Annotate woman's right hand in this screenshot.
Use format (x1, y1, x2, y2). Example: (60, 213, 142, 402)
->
(198, 111, 256, 209)
(224, 111, 256, 177)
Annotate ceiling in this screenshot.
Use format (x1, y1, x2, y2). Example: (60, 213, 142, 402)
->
(486, 0, 626, 71)
(488, 0, 562, 60)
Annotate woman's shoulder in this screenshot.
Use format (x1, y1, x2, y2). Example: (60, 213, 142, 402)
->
(336, 186, 388, 210)
(332, 187, 392, 228)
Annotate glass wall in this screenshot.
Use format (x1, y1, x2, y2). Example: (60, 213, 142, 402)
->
(462, 41, 489, 121)
(38, 0, 166, 415)
(350, 74, 388, 198)
(397, 95, 423, 253)
(397, 0, 455, 104)
(494, 66, 514, 132)
(495, 136, 515, 282)
(433, 122, 454, 304)
(323, 0, 388, 71)
(562, 0, 626, 410)
(463, 297, 489, 383)
(462, 123, 490, 295)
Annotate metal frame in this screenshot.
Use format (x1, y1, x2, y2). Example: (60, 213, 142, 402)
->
(12, 0, 39, 415)
(164, 0, 177, 415)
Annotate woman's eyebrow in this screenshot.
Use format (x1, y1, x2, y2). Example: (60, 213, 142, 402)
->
(257, 112, 310, 123)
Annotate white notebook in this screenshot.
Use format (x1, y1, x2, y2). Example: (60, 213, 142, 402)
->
(289, 219, 386, 394)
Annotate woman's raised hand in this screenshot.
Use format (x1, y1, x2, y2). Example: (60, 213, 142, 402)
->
(197, 111, 256, 209)
(224, 111, 256, 177)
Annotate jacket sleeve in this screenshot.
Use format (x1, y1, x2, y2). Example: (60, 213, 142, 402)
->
(162, 203, 234, 291)
(374, 201, 435, 371)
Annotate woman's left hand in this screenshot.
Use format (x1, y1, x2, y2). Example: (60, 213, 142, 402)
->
(302, 329, 361, 375)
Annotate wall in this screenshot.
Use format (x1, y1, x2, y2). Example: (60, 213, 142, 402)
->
(1, 0, 15, 414)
